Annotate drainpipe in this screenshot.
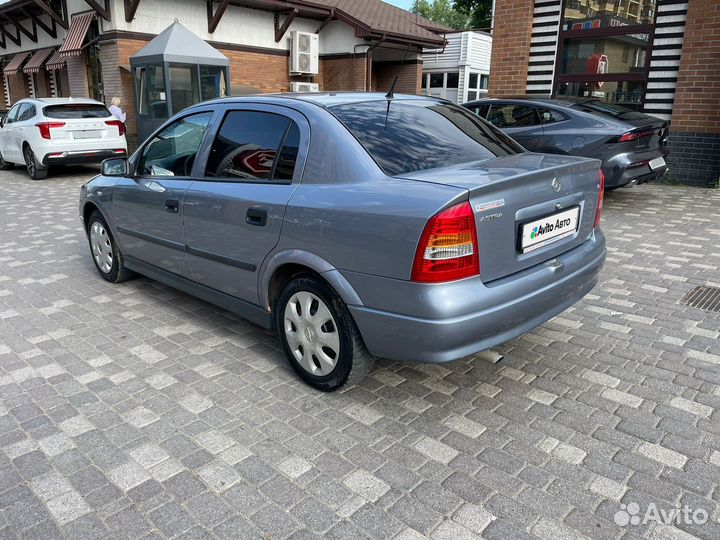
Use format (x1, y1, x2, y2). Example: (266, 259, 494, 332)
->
(354, 35, 386, 92)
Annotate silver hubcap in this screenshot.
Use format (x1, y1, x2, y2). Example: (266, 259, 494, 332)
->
(284, 291, 340, 376)
(90, 222, 113, 274)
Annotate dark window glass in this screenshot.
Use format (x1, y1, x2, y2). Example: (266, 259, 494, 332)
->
(563, 0, 656, 30)
(17, 104, 36, 122)
(136, 65, 167, 119)
(43, 104, 111, 119)
(557, 80, 646, 110)
(486, 105, 539, 128)
(200, 66, 228, 102)
(561, 34, 648, 75)
(274, 122, 300, 180)
(480, 74, 489, 89)
(538, 108, 567, 124)
(205, 111, 295, 180)
(429, 73, 444, 88)
(467, 91, 478, 101)
(139, 112, 212, 176)
(469, 73, 478, 88)
(330, 100, 522, 176)
(169, 64, 199, 115)
(446, 72, 459, 89)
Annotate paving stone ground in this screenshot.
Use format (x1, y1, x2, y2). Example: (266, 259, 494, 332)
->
(1, 166, 720, 540)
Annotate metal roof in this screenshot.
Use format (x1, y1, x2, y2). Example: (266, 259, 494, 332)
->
(58, 12, 95, 57)
(23, 48, 55, 74)
(130, 21, 230, 66)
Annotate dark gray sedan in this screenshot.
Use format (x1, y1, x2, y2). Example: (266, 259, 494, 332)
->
(80, 93, 606, 390)
(463, 97, 670, 190)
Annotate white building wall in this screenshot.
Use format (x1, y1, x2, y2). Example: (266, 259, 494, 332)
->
(104, 1, 365, 55)
(421, 31, 492, 104)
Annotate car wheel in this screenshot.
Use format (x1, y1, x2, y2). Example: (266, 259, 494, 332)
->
(0, 151, 13, 170)
(276, 275, 374, 391)
(87, 211, 135, 283)
(23, 145, 48, 180)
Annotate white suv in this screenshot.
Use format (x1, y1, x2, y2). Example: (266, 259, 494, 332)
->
(0, 97, 127, 180)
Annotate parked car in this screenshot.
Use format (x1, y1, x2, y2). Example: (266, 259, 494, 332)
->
(79, 93, 606, 390)
(0, 97, 127, 180)
(463, 97, 669, 190)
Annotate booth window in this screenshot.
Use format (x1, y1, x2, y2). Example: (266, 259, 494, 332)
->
(554, 0, 657, 110)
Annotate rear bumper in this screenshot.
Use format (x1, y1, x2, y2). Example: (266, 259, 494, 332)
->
(346, 230, 606, 363)
(42, 148, 127, 166)
(602, 147, 669, 188)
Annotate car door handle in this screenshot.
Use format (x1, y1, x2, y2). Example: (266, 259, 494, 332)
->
(165, 198, 180, 213)
(246, 208, 267, 226)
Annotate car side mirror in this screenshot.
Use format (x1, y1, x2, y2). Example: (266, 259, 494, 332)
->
(101, 157, 129, 177)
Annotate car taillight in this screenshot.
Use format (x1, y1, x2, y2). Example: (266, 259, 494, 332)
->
(594, 170, 605, 229)
(105, 120, 126, 136)
(618, 130, 654, 143)
(36, 122, 65, 139)
(412, 201, 480, 283)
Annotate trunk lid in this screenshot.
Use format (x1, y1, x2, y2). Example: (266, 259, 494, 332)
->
(49, 119, 112, 143)
(399, 153, 602, 283)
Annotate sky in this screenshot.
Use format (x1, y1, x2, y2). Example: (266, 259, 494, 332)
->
(385, 0, 415, 10)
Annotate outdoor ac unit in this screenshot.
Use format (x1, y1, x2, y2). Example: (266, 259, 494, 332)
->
(290, 30, 319, 75)
(291, 82, 319, 93)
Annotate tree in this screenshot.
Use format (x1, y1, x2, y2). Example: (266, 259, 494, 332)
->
(411, 0, 472, 30)
(454, 0, 493, 30)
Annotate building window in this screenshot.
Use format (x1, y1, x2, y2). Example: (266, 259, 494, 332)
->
(429, 73, 444, 88)
(554, 0, 656, 110)
(467, 72, 489, 102)
(446, 72, 459, 89)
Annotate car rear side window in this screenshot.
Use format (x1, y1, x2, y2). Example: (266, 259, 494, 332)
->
(17, 104, 36, 122)
(43, 104, 111, 119)
(330, 100, 521, 177)
(538, 108, 567, 124)
(205, 111, 299, 181)
(486, 104, 540, 128)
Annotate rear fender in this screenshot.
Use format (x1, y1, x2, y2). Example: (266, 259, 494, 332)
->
(258, 249, 363, 310)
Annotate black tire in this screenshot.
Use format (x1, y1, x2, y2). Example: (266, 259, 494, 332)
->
(275, 275, 374, 391)
(86, 211, 135, 283)
(0, 151, 13, 170)
(23, 145, 48, 180)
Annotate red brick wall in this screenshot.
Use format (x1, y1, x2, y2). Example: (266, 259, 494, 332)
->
(319, 55, 367, 91)
(671, 0, 720, 134)
(373, 61, 422, 95)
(34, 71, 53, 98)
(489, 0, 535, 97)
(6, 74, 29, 104)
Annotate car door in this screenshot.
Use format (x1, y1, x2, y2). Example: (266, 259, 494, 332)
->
(112, 109, 216, 278)
(183, 104, 308, 304)
(485, 103, 543, 151)
(1, 103, 27, 162)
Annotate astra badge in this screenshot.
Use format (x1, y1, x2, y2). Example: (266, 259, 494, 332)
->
(551, 177, 562, 192)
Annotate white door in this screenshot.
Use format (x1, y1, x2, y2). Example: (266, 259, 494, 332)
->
(0, 103, 25, 163)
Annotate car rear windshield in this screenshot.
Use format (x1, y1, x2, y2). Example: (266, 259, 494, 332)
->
(330, 100, 523, 176)
(43, 104, 111, 119)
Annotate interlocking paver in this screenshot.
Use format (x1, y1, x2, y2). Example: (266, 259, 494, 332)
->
(1, 172, 720, 538)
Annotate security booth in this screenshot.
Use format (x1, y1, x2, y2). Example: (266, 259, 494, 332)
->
(130, 21, 230, 142)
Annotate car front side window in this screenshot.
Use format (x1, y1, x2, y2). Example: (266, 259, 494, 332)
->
(4, 104, 22, 125)
(138, 111, 213, 177)
(204, 110, 300, 182)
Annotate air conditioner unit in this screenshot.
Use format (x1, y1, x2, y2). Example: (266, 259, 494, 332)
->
(291, 82, 319, 93)
(290, 30, 319, 75)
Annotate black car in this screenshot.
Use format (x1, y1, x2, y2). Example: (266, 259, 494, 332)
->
(463, 97, 670, 190)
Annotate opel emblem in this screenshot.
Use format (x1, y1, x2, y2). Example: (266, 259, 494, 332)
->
(551, 178, 561, 192)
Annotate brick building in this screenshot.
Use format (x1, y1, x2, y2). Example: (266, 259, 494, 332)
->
(489, 0, 720, 187)
(0, 0, 446, 147)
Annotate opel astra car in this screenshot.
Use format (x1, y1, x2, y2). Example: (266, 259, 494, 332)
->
(0, 97, 127, 180)
(463, 97, 669, 190)
(79, 93, 606, 391)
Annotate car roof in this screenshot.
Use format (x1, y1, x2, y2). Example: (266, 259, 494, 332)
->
(14, 97, 106, 106)
(463, 96, 596, 109)
(200, 92, 442, 109)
